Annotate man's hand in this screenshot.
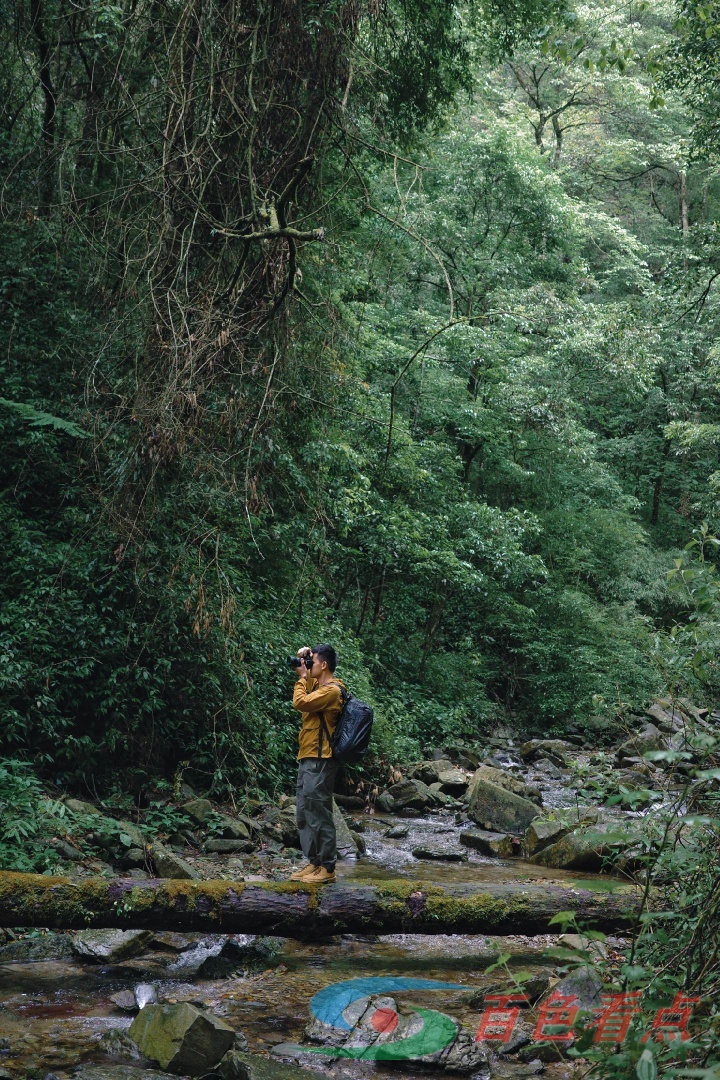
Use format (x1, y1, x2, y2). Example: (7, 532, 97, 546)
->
(296, 646, 312, 678)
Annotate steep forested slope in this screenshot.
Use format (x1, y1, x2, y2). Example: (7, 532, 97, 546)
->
(2, 0, 720, 797)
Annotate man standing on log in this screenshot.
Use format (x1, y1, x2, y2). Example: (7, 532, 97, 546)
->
(288, 644, 345, 885)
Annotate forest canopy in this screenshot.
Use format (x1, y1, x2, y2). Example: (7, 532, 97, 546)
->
(3, 0, 720, 799)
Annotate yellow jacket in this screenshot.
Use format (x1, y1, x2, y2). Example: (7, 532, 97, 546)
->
(292, 676, 346, 760)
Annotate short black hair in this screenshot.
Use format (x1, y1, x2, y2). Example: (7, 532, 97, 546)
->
(312, 643, 337, 672)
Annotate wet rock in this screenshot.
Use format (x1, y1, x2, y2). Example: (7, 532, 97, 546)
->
(110, 990, 139, 1012)
(412, 846, 467, 862)
(333, 799, 359, 858)
(558, 933, 608, 961)
(375, 792, 395, 813)
(153, 844, 200, 879)
(129, 1002, 236, 1076)
(152, 932, 196, 952)
(219, 1050, 326, 1080)
(72, 1068, 178, 1080)
(646, 701, 685, 733)
(437, 768, 469, 796)
(410, 759, 453, 785)
(120, 847, 148, 870)
(428, 783, 454, 806)
(519, 740, 569, 767)
(385, 778, 434, 812)
(467, 779, 540, 835)
(98, 1028, 144, 1059)
(467, 766, 541, 806)
(182, 798, 215, 825)
(126, 868, 150, 879)
(384, 824, 409, 839)
(205, 839, 254, 854)
(51, 839, 85, 861)
(523, 819, 570, 857)
(528, 824, 633, 871)
(197, 935, 281, 977)
(531, 758, 564, 779)
(494, 1016, 534, 1056)
(350, 830, 367, 855)
(444, 744, 481, 771)
(72, 929, 154, 962)
(0, 931, 74, 962)
(220, 817, 252, 841)
(333, 793, 366, 810)
(464, 973, 550, 1010)
(459, 829, 515, 858)
(551, 964, 604, 1008)
(135, 983, 159, 1008)
(614, 723, 666, 764)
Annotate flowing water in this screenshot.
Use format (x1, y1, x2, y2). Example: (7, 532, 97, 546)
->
(0, 801, 626, 1080)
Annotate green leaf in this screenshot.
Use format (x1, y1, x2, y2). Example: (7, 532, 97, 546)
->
(0, 398, 91, 438)
(637, 1048, 656, 1080)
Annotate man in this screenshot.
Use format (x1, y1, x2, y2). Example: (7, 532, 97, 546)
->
(289, 643, 345, 884)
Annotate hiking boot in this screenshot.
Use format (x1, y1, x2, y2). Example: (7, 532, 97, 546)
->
(289, 863, 317, 881)
(304, 866, 336, 885)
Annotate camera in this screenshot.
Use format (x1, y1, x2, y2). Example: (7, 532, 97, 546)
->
(286, 654, 313, 669)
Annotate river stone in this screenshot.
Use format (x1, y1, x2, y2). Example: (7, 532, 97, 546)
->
(385, 778, 434, 811)
(646, 701, 685, 733)
(333, 799, 359, 858)
(412, 846, 467, 862)
(437, 767, 469, 795)
(411, 759, 453, 785)
(153, 844, 200, 879)
(375, 792, 395, 812)
(206, 839, 254, 854)
(549, 965, 604, 1009)
(459, 829, 514, 858)
(466, 766, 541, 806)
(129, 1002, 236, 1075)
(220, 817, 251, 841)
(614, 723, 666, 763)
(182, 798, 215, 825)
(0, 932, 74, 962)
(527, 824, 631, 871)
(523, 818, 570, 857)
(385, 824, 409, 838)
(427, 783, 454, 806)
(72, 929, 154, 962)
(519, 740, 569, 767)
(531, 758, 564, 779)
(111, 990, 139, 1012)
(219, 1050, 326, 1080)
(467, 778, 540, 834)
(72, 1068, 178, 1080)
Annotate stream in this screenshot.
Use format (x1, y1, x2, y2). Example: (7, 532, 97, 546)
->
(0, 772, 633, 1080)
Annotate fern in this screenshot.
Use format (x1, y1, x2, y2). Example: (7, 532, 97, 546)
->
(0, 397, 90, 438)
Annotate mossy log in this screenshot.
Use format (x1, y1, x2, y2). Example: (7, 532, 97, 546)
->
(0, 871, 643, 936)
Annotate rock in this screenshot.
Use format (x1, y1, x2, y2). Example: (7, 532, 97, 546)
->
(385, 778, 434, 812)
(519, 740, 569, 766)
(646, 701, 685, 733)
(444, 744, 481, 770)
(459, 829, 515, 858)
(128, 1002, 236, 1076)
(412, 847, 467, 862)
(205, 839, 254, 854)
(384, 825, 409, 839)
(182, 798, 215, 825)
(437, 768, 469, 796)
(152, 933, 196, 952)
(523, 819, 570, 857)
(64, 798, 102, 816)
(72, 1068, 178, 1080)
(135, 983, 158, 1009)
(219, 1050, 326, 1080)
(72, 929, 154, 963)
(375, 792, 395, 813)
(411, 759, 453, 785)
(467, 779, 541, 834)
(558, 933, 608, 961)
(110, 990, 139, 1012)
(494, 1016, 535, 1055)
(466, 766, 541, 806)
(333, 799, 359, 858)
(528, 824, 633, 871)
(333, 794, 366, 810)
(51, 839, 85, 861)
(153, 844, 200, 879)
(465, 973, 549, 1009)
(197, 936, 281, 977)
(614, 723, 666, 763)
(120, 847, 148, 870)
(220, 817, 251, 841)
(98, 1028, 144, 1059)
(551, 964, 604, 1009)
(530, 758, 564, 779)
(350, 830, 366, 855)
(428, 783, 454, 806)
(0, 932, 74, 962)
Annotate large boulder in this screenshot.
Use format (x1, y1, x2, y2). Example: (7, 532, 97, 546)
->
(615, 723, 667, 764)
(645, 701, 685, 734)
(384, 779, 434, 812)
(220, 817, 251, 841)
(72, 930, 153, 963)
(523, 810, 600, 857)
(519, 740, 570, 767)
(182, 798, 215, 825)
(332, 800, 359, 858)
(459, 829, 514, 858)
(410, 760, 453, 785)
(528, 824, 634, 871)
(129, 1003, 236, 1076)
(467, 778, 540, 834)
(152, 844, 199, 880)
(436, 768, 469, 796)
(466, 766, 541, 806)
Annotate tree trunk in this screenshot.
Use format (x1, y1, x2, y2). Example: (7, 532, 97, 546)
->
(0, 871, 643, 937)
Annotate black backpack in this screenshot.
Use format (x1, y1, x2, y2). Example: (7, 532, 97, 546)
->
(320, 685, 374, 763)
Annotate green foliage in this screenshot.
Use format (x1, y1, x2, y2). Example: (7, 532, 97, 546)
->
(0, 760, 64, 872)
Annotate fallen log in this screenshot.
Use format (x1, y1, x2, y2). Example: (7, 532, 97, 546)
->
(0, 871, 643, 937)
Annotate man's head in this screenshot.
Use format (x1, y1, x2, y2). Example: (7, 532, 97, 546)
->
(309, 643, 337, 677)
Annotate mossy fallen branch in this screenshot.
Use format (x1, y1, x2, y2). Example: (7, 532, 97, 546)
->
(0, 871, 644, 936)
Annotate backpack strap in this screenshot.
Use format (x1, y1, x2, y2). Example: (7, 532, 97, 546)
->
(317, 683, 347, 758)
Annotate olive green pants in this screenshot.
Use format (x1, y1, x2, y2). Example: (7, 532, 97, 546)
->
(295, 758, 338, 871)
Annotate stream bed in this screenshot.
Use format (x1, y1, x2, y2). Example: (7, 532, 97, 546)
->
(0, 804, 629, 1080)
